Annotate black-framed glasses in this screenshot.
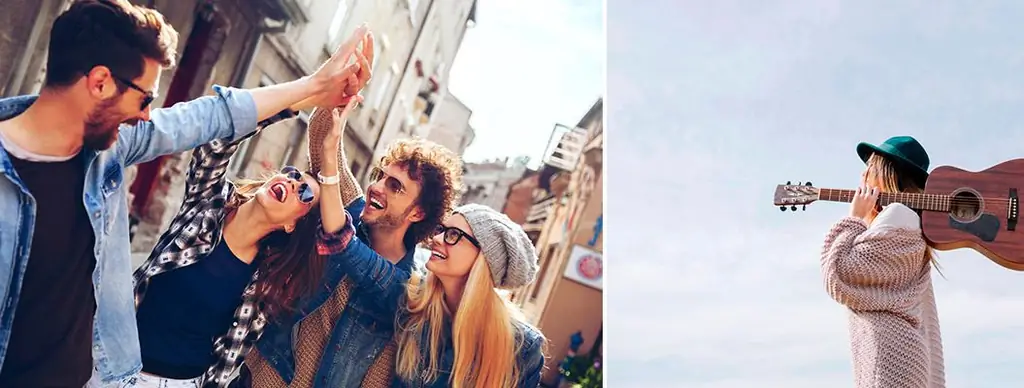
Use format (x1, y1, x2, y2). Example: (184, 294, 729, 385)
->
(110, 74, 155, 111)
(281, 166, 316, 204)
(435, 224, 480, 249)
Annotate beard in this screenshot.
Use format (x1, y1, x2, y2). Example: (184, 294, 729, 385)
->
(83, 95, 132, 150)
(363, 203, 414, 231)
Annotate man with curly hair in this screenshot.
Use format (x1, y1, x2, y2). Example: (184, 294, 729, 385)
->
(240, 105, 463, 388)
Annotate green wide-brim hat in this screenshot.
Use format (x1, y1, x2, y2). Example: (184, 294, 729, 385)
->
(856, 135, 930, 188)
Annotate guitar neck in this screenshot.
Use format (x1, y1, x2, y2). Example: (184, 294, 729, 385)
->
(817, 188, 952, 212)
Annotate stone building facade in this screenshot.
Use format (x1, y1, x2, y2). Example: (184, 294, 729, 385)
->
(364, 0, 478, 186)
(510, 98, 603, 385)
(460, 157, 531, 211)
(425, 90, 475, 156)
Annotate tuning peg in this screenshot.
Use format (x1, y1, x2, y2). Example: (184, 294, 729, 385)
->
(780, 206, 787, 212)
(802, 205, 806, 211)
(805, 181, 812, 186)
(790, 205, 797, 211)
(786, 181, 792, 185)
(797, 181, 802, 185)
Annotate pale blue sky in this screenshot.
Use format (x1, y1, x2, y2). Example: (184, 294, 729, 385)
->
(609, 1, 1024, 387)
(447, 0, 604, 167)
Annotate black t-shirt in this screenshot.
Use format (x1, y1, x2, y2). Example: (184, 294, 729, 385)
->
(136, 240, 258, 379)
(0, 153, 97, 387)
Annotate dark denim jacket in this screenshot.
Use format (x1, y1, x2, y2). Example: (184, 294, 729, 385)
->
(318, 209, 546, 388)
(253, 197, 416, 388)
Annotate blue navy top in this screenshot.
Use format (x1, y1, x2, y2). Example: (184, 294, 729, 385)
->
(136, 240, 258, 379)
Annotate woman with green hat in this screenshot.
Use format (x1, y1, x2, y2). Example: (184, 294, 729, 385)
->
(821, 136, 945, 387)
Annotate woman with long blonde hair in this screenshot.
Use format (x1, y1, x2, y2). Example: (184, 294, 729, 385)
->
(324, 203, 544, 387)
(821, 136, 944, 388)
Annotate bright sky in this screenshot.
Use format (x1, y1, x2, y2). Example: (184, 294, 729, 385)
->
(610, 1, 1024, 387)
(446, 0, 603, 167)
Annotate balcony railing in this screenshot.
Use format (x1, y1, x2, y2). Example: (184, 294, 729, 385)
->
(542, 124, 589, 171)
(523, 193, 556, 232)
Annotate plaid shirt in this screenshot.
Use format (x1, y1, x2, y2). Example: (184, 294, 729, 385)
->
(132, 109, 355, 388)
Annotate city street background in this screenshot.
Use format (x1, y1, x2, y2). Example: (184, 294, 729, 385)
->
(0, 1, 603, 386)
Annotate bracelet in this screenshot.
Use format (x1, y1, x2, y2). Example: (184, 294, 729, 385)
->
(318, 172, 341, 185)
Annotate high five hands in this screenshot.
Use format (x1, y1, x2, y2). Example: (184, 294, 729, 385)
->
(296, 24, 376, 111)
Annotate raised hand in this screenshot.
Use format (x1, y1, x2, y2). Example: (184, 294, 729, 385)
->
(304, 25, 371, 109)
(346, 32, 375, 97)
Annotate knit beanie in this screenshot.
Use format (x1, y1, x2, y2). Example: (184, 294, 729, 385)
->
(453, 204, 539, 289)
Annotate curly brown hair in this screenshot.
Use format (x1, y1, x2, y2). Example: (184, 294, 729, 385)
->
(379, 138, 463, 247)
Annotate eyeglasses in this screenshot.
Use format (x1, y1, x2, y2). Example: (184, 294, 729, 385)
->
(368, 166, 406, 195)
(111, 74, 155, 111)
(434, 224, 481, 249)
(281, 166, 316, 204)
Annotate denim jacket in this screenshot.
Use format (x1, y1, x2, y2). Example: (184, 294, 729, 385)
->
(391, 320, 545, 388)
(313, 209, 545, 388)
(254, 197, 417, 388)
(0, 86, 257, 383)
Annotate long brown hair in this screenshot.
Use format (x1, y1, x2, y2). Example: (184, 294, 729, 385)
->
(867, 153, 941, 274)
(229, 176, 326, 322)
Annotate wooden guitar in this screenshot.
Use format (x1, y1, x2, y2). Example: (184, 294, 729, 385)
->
(774, 159, 1024, 270)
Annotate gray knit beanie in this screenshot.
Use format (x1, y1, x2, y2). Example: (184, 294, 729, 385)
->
(453, 204, 539, 290)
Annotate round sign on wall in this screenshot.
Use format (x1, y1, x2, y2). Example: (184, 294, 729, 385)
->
(576, 254, 603, 280)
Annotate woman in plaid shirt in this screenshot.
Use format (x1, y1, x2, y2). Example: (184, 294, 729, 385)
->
(117, 28, 377, 388)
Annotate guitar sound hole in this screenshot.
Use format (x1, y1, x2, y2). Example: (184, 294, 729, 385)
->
(949, 190, 982, 223)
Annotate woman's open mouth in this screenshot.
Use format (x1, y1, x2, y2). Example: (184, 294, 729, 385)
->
(270, 182, 288, 202)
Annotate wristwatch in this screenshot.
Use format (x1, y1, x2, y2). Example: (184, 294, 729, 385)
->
(318, 172, 340, 185)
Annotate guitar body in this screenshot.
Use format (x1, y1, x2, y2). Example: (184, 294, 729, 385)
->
(921, 158, 1024, 270)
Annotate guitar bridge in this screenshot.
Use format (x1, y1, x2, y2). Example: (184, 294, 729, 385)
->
(1009, 188, 1019, 231)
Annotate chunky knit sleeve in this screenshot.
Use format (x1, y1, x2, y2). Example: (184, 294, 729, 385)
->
(820, 204, 929, 312)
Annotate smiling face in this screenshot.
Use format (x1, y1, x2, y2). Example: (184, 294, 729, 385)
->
(254, 166, 322, 228)
(424, 213, 482, 278)
(82, 59, 161, 150)
(362, 163, 425, 230)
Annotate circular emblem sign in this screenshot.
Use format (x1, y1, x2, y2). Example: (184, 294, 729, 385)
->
(576, 254, 603, 281)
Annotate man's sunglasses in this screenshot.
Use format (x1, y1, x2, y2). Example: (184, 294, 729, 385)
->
(111, 74, 155, 111)
(435, 224, 481, 249)
(281, 166, 316, 204)
(368, 166, 406, 194)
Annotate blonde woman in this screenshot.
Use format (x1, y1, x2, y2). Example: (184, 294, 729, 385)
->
(326, 203, 544, 387)
(821, 136, 944, 388)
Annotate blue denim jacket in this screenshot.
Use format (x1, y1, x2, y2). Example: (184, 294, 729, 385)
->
(0, 86, 257, 383)
(313, 208, 545, 388)
(390, 320, 545, 388)
(254, 197, 417, 388)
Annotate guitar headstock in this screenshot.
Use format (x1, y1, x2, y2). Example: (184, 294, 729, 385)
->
(773, 181, 819, 212)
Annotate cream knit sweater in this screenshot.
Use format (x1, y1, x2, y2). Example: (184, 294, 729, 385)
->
(821, 204, 945, 388)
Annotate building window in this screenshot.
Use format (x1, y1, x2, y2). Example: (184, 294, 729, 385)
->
(280, 111, 310, 167)
(407, 0, 420, 25)
(327, 1, 349, 49)
(371, 64, 397, 109)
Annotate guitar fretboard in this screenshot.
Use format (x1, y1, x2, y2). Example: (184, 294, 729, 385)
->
(818, 188, 952, 212)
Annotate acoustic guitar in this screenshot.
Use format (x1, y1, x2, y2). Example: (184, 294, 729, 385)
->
(773, 159, 1024, 270)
